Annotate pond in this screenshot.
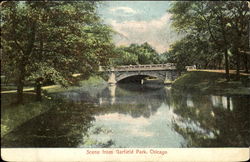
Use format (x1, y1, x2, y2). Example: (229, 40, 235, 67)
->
(1, 83, 250, 147)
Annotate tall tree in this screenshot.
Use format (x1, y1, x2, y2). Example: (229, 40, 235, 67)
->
(167, 35, 222, 70)
(169, 1, 249, 80)
(226, 2, 250, 74)
(1, 1, 115, 102)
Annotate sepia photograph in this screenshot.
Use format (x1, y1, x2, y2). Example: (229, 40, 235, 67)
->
(1, 0, 249, 161)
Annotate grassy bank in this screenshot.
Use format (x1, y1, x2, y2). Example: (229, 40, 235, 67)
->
(172, 71, 250, 95)
(45, 76, 106, 94)
(1, 76, 106, 93)
(1, 76, 105, 137)
(1, 93, 56, 137)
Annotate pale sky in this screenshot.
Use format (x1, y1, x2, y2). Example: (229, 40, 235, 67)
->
(97, 1, 182, 53)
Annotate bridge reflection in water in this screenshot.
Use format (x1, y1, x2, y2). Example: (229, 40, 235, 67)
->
(99, 84, 117, 105)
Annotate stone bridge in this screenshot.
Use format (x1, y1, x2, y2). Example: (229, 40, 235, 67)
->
(99, 63, 183, 84)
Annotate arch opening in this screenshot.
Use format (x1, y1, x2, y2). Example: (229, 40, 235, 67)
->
(117, 74, 164, 85)
(118, 75, 152, 83)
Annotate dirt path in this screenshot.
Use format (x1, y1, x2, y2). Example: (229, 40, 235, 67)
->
(1, 85, 60, 94)
(189, 69, 250, 76)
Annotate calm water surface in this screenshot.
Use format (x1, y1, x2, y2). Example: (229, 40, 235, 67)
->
(2, 83, 250, 147)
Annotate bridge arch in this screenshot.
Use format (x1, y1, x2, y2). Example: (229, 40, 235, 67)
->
(101, 64, 182, 84)
(115, 71, 165, 83)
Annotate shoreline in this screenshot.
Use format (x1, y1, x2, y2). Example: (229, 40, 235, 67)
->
(171, 70, 250, 96)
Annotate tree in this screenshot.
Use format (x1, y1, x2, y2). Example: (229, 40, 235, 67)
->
(168, 1, 249, 80)
(225, 2, 250, 74)
(166, 35, 220, 70)
(113, 47, 139, 65)
(113, 42, 160, 65)
(1, 1, 115, 102)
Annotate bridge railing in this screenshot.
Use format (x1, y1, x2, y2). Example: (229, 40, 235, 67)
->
(99, 63, 177, 72)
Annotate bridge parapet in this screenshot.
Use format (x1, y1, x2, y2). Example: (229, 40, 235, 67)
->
(99, 63, 176, 72)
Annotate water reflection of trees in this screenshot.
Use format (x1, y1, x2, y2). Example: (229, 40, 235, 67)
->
(169, 91, 250, 147)
(2, 100, 96, 147)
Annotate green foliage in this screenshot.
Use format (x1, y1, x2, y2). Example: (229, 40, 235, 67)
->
(172, 71, 250, 95)
(1, 1, 115, 101)
(1, 96, 97, 147)
(113, 42, 161, 65)
(114, 47, 139, 65)
(165, 35, 222, 70)
(1, 93, 52, 137)
(168, 1, 250, 74)
(44, 75, 106, 95)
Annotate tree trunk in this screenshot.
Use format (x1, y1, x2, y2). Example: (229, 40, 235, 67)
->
(218, 58, 222, 69)
(17, 80, 24, 104)
(35, 80, 42, 101)
(227, 96, 230, 111)
(235, 48, 240, 80)
(224, 49, 230, 81)
(244, 53, 249, 73)
(16, 64, 25, 104)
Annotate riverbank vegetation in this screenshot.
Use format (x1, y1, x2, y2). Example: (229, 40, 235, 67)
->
(1, 93, 54, 137)
(45, 76, 107, 94)
(172, 70, 250, 95)
(166, 1, 250, 80)
(1, 75, 106, 137)
(1, 1, 115, 103)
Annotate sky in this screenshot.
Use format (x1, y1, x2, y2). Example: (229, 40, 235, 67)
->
(97, 1, 182, 53)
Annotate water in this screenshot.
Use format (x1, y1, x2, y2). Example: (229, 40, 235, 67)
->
(2, 83, 250, 147)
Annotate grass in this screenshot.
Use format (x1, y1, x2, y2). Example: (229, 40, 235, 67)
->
(45, 76, 106, 94)
(1, 75, 105, 137)
(1, 93, 55, 137)
(1, 76, 106, 94)
(172, 71, 250, 95)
